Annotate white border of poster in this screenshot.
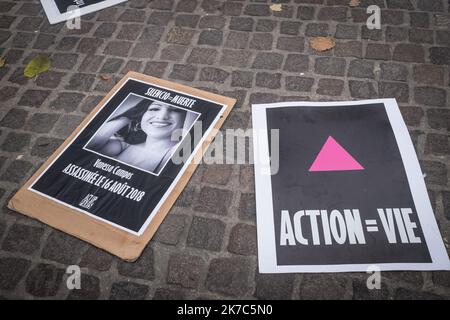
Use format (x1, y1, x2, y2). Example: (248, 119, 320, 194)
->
(252, 99, 450, 273)
(28, 77, 226, 236)
(40, 0, 127, 24)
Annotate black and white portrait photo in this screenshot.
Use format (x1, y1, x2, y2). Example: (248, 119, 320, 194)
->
(40, 0, 127, 24)
(85, 94, 199, 175)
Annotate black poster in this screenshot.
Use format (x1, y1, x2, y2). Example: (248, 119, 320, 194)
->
(30, 78, 224, 235)
(252, 100, 450, 273)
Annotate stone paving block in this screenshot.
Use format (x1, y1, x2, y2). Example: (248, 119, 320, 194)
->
(443, 191, 450, 222)
(160, 44, 188, 62)
(254, 273, 295, 300)
(386, 26, 409, 42)
(256, 19, 276, 32)
(394, 288, 443, 300)
(198, 30, 223, 46)
(381, 63, 409, 82)
(305, 23, 329, 37)
(231, 71, 253, 88)
(187, 216, 225, 251)
(379, 82, 410, 102)
(400, 106, 424, 127)
(227, 223, 257, 256)
(315, 57, 346, 76)
(0, 109, 28, 129)
(175, 14, 200, 28)
(79, 246, 114, 272)
(348, 59, 375, 79)
(352, 280, 389, 300)
(225, 31, 249, 50)
(283, 54, 309, 73)
(25, 263, 65, 298)
(199, 67, 230, 83)
(219, 49, 251, 68)
(201, 164, 233, 185)
(194, 187, 233, 215)
(277, 36, 305, 52)
(249, 33, 273, 51)
(41, 230, 87, 265)
(0, 220, 5, 240)
(432, 272, 450, 288)
(256, 72, 281, 89)
(148, 11, 174, 26)
(117, 245, 154, 280)
(31, 137, 64, 158)
(0, 160, 33, 183)
(414, 87, 447, 107)
(285, 76, 314, 92)
(0, 0, 449, 301)
(65, 74, 96, 92)
(427, 109, 450, 130)
(200, 1, 222, 14)
(317, 78, 345, 96)
(365, 44, 392, 60)
(67, 274, 101, 300)
(154, 214, 186, 245)
(238, 192, 256, 222)
(18, 90, 51, 108)
(0, 257, 31, 291)
(425, 134, 450, 156)
(109, 282, 149, 300)
(349, 80, 378, 99)
(187, 47, 217, 65)
(417, 0, 444, 12)
(413, 64, 445, 85)
(153, 288, 186, 300)
(117, 24, 144, 41)
(429, 47, 450, 65)
(223, 2, 243, 16)
(144, 61, 168, 78)
(420, 161, 448, 186)
(383, 271, 424, 288)
(169, 64, 198, 81)
(2, 223, 44, 255)
(334, 41, 363, 58)
(393, 44, 425, 63)
(1, 132, 31, 153)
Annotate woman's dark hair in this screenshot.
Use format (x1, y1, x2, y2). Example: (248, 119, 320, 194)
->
(110, 99, 152, 145)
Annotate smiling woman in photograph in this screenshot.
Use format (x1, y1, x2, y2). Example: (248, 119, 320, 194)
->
(87, 97, 191, 173)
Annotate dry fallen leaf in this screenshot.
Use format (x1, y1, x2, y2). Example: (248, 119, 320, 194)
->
(100, 74, 111, 81)
(310, 37, 336, 52)
(270, 4, 283, 12)
(349, 0, 361, 7)
(0, 57, 5, 68)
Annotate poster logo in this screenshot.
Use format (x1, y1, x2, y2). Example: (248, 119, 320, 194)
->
(309, 136, 364, 172)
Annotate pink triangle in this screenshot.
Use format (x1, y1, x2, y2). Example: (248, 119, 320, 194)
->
(309, 136, 364, 172)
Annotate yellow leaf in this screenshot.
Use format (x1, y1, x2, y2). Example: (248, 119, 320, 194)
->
(349, 0, 361, 7)
(100, 74, 111, 81)
(270, 4, 283, 12)
(24, 54, 51, 78)
(310, 37, 336, 52)
(0, 57, 5, 68)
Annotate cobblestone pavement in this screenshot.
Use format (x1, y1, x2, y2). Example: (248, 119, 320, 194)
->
(0, 0, 449, 300)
